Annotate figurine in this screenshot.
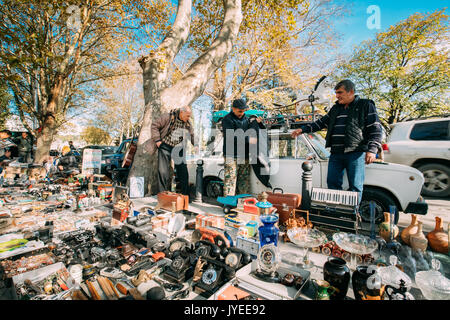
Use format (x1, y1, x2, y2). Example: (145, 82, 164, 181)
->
(385, 279, 415, 300)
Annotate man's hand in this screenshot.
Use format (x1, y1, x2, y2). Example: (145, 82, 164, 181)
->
(256, 117, 263, 123)
(365, 152, 376, 165)
(291, 129, 303, 138)
(156, 141, 162, 148)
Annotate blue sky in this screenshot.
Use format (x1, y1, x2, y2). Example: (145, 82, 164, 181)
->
(334, 0, 447, 51)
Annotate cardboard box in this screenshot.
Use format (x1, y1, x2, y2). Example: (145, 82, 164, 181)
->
(151, 215, 169, 230)
(244, 220, 258, 237)
(225, 214, 245, 230)
(195, 213, 225, 229)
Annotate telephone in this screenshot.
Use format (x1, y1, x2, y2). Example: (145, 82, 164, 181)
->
(165, 237, 191, 259)
(193, 256, 236, 297)
(194, 240, 221, 259)
(222, 247, 252, 270)
(163, 245, 198, 283)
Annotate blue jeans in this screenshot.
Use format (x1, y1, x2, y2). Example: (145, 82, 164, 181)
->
(327, 151, 365, 204)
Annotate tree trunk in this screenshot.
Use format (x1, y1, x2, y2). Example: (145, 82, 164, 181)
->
(129, 0, 242, 196)
(34, 114, 57, 164)
(212, 67, 228, 111)
(34, 77, 63, 164)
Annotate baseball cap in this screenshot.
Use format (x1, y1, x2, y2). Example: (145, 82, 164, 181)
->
(232, 99, 248, 110)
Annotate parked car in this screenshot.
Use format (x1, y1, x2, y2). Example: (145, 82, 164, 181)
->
(103, 138, 137, 175)
(383, 117, 450, 198)
(187, 129, 428, 224)
(81, 145, 118, 174)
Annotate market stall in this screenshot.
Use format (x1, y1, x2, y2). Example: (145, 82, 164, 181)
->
(0, 167, 449, 301)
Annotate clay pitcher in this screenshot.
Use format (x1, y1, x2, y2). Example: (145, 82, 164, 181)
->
(401, 214, 418, 245)
(314, 280, 336, 300)
(426, 217, 448, 254)
(410, 221, 428, 252)
(379, 212, 399, 242)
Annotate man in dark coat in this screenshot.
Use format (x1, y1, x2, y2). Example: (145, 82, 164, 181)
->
(291, 79, 383, 204)
(151, 106, 195, 196)
(16, 132, 33, 163)
(221, 99, 264, 196)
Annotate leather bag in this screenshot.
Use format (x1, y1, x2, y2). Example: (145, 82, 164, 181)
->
(266, 188, 302, 226)
(157, 191, 189, 211)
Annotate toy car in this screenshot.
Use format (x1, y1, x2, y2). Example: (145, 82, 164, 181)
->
(216, 194, 253, 214)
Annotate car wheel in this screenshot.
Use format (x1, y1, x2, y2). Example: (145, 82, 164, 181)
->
(204, 179, 224, 199)
(360, 188, 399, 224)
(417, 163, 450, 198)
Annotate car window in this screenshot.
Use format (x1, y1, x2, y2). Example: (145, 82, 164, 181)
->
(270, 135, 295, 159)
(268, 134, 310, 159)
(410, 121, 450, 141)
(296, 137, 311, 159)
(306, 133, 330, 159)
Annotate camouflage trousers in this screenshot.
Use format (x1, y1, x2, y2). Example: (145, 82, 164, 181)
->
(223, 157, 251, 197)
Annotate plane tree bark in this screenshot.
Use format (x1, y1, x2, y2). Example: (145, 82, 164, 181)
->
(129, 0, 242, 195)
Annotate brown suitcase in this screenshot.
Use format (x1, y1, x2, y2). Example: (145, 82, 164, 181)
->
(266, 188, 302, 226)
(157, 191, 189, 211)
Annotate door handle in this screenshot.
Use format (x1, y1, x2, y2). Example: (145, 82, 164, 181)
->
(218, 162, 224, 166)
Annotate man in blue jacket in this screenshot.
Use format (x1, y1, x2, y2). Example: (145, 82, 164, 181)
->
(291, 80, 383, 204)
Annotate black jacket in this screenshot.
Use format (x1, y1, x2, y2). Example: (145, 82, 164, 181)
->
(301, 95, 382, 154)
(221, 111, 251, 159)
(325, 96, 381, 153)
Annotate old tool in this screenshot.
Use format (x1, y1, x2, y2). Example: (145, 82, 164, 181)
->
(106, 278, 120, 299)
(85, 280, 102, 300)
(112, 278, 144, 300)
(97, 276, 117, 300)
(24, 279, 42, 294)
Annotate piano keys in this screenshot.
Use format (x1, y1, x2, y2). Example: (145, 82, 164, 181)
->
(303, 188, 362, 234)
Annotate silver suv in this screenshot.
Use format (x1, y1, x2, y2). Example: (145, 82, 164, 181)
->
(383, 117, 450, 197)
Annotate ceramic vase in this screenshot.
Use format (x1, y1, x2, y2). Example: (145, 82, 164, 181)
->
(401, 214, 418, 245)
(258, 214, 279, 247)
(426, 217, 448, 254)
(410, 221, 428, 252)
(379, 212, 399, 242)
(351, 266, 384, 300)
(323, 257, 350, 300)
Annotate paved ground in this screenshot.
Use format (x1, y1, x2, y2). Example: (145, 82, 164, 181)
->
(398, 197, 450, 233)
